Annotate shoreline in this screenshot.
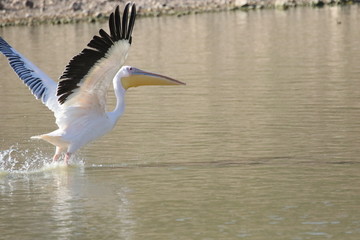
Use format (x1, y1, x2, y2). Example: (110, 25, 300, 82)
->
(0, 0, 358, 27)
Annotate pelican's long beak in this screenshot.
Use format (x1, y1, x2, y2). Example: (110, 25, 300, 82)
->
(121, 68, 185, 90)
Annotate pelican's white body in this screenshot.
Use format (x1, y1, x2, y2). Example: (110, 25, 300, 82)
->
(35, 112, 115, 153)
(32, 70, 127, 157)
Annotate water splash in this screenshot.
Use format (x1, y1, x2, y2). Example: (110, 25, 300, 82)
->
(0, 144, 83, 174)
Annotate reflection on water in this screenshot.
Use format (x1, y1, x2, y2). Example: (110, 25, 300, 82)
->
(1, 5, 360, 240)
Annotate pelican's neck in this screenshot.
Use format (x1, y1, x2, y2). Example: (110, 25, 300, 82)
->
(108, 75, 126, 123)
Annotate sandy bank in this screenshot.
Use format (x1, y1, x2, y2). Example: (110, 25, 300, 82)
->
(0, 0, 357, 27)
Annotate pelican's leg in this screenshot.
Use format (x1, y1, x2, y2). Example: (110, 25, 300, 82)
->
(52, 147, 62, 162)
(64, 152, 72, 165)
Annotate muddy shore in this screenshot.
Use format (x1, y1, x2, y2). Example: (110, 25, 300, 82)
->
(0, 0, 357, 27)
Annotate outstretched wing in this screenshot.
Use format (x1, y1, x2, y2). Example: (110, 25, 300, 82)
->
(0, 37, 59, 112)
(57, 3, 136, 111)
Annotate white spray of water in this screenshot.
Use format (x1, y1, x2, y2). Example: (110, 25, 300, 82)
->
(0, 144, 83, 174)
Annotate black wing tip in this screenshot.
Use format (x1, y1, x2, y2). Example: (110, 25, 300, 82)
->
(0, 37, 12, 52)
(0, 37, 49, 102)
(109, 2, 136, 43)
(0, 36, 7, 45)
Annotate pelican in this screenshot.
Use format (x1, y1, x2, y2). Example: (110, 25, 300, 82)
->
(0, 2, 185, 164)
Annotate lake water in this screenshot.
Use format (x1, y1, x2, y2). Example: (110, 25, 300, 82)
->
(1, 5, 360, 240)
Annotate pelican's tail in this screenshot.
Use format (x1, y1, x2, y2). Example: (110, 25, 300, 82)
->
(31, 131, 69, 149)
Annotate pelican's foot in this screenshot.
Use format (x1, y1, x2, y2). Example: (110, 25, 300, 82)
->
(52, 153, 61, 163)
(64, 152, 72, 165)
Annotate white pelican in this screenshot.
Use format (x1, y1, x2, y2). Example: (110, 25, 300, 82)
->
(0, 2, 185, 164)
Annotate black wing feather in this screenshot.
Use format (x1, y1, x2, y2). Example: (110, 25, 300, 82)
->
(114, 6, 122, 40)
(57, 2, 136, 104)
(127, 4, 137, 44)
(109, 12, 117, 41)
(121, 4, 130, 41)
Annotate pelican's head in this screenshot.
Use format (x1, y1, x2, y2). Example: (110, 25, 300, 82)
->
(120, 66, 185, 90)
